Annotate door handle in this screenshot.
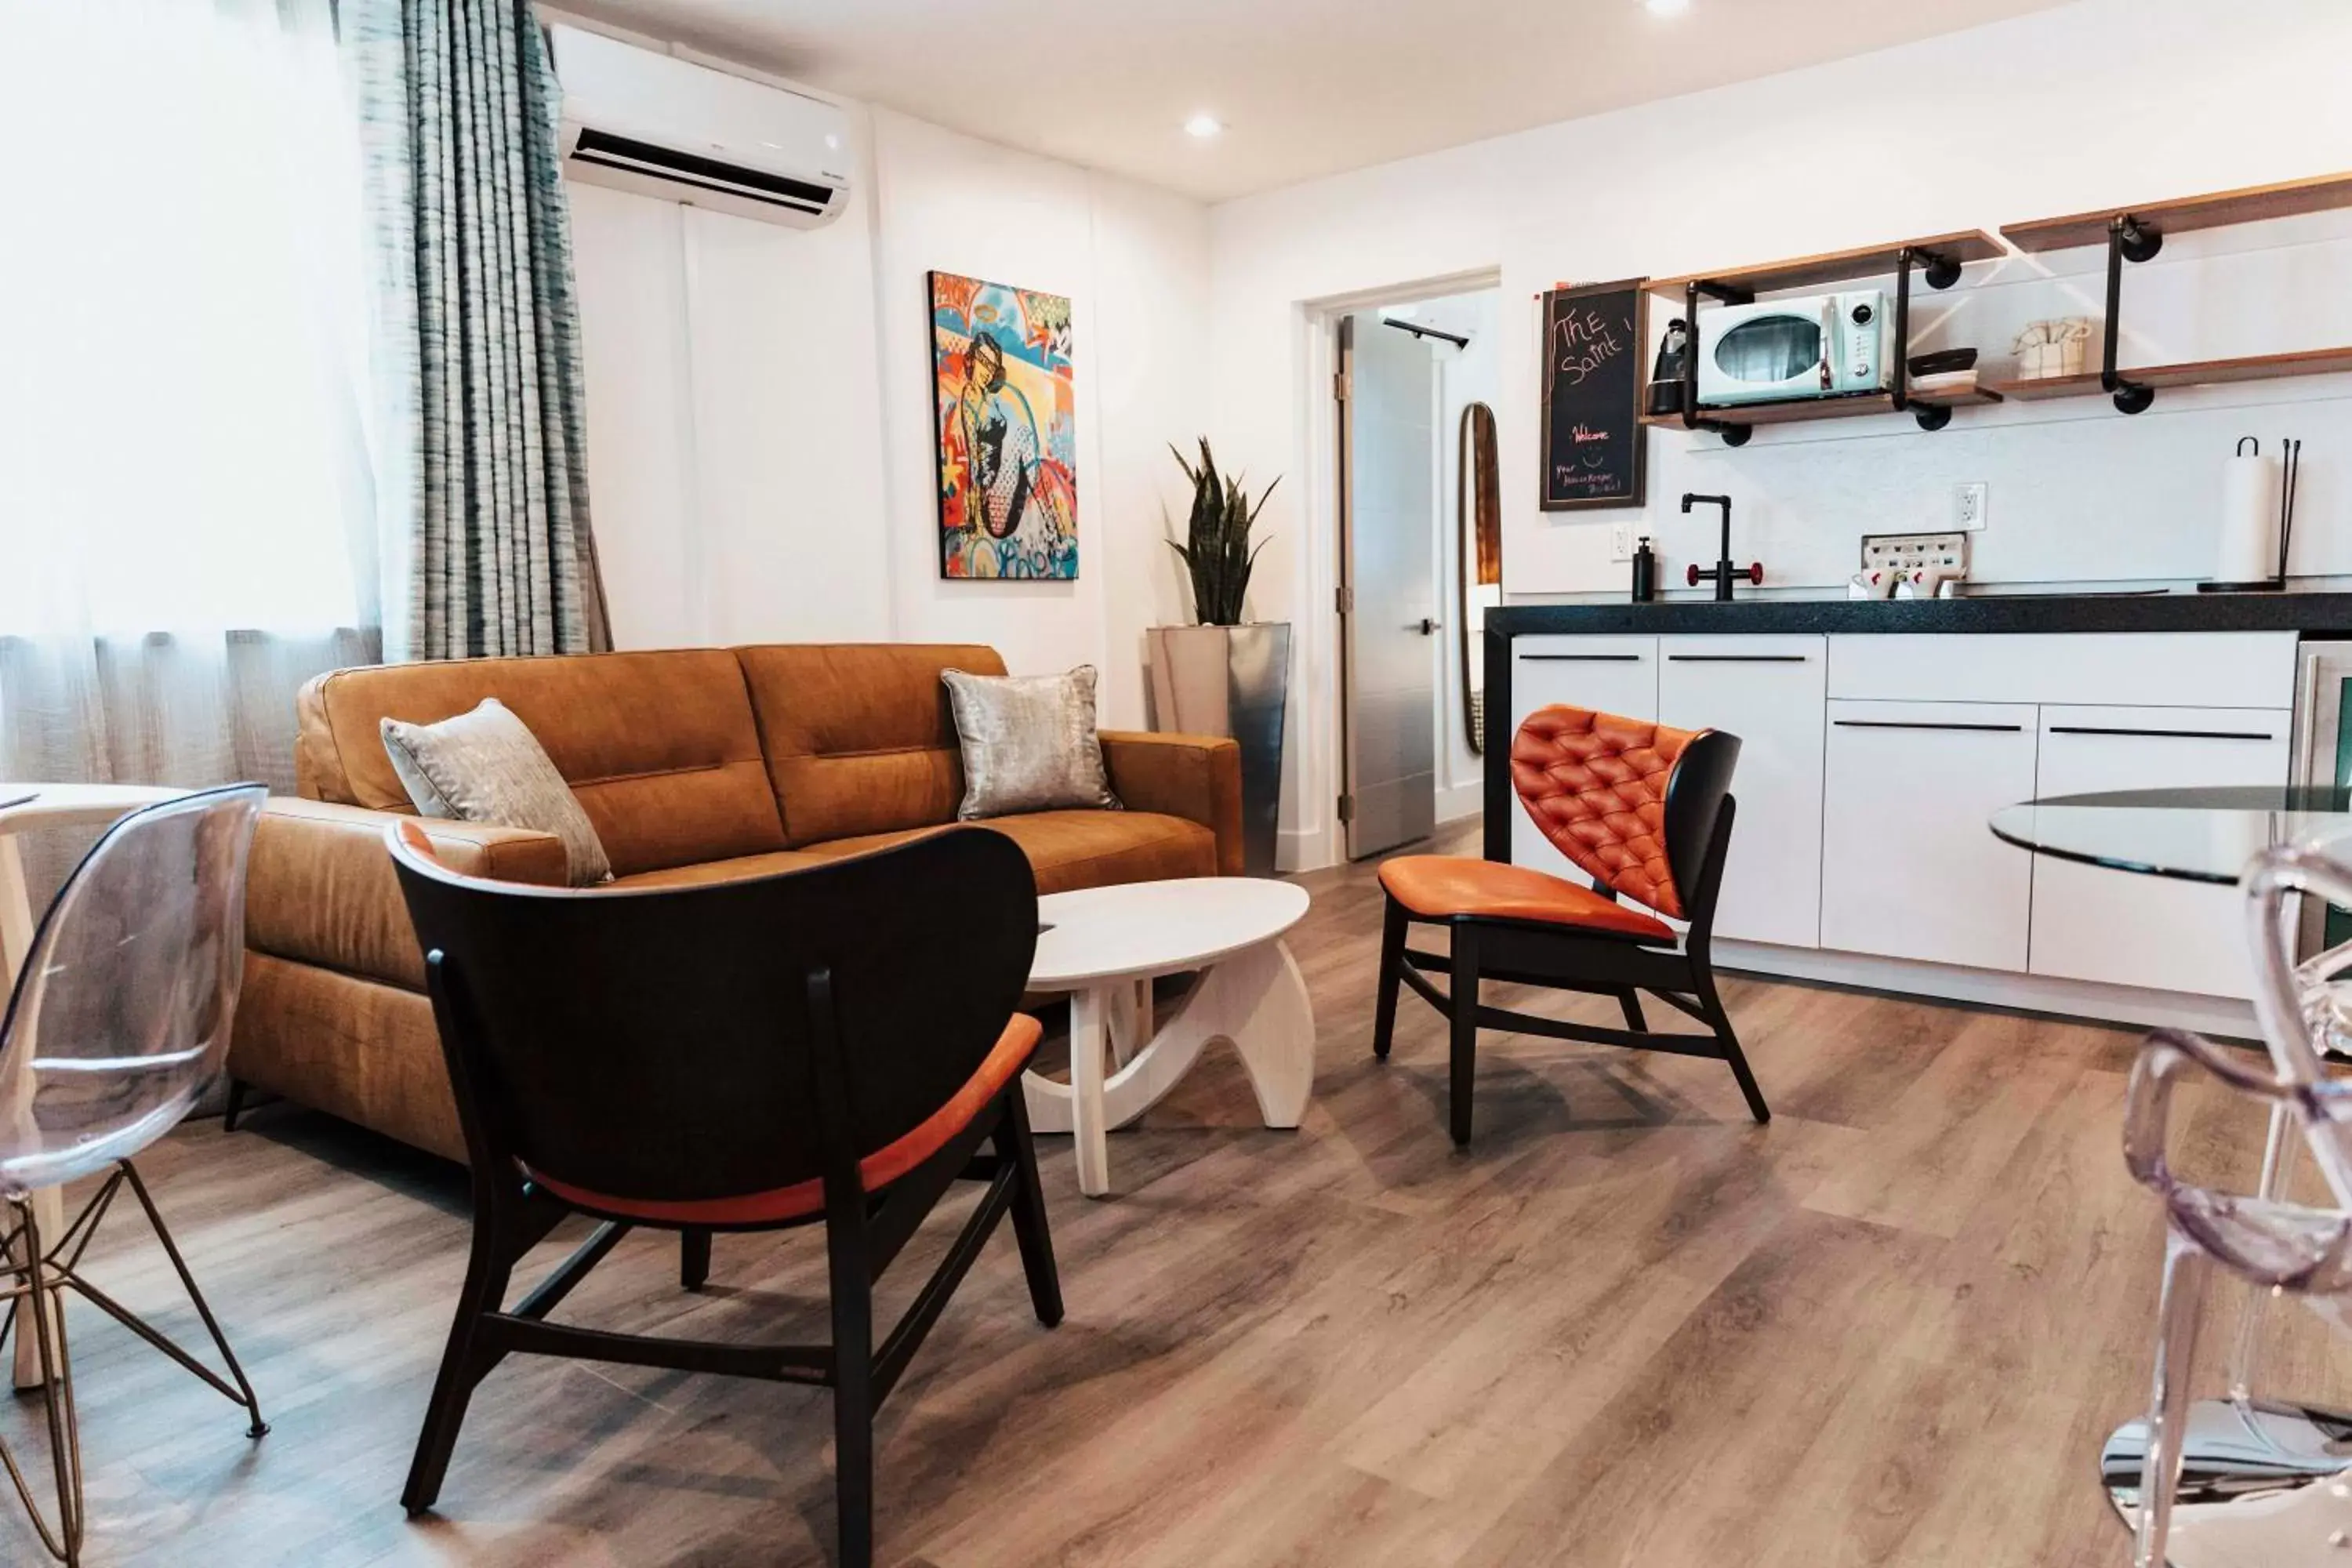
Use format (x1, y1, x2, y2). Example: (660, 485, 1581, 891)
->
(1415, 618, 1443, 635)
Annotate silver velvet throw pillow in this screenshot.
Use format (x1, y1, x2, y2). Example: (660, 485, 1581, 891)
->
(379, 699, 614, 885)
(941, 666, 1122, 821)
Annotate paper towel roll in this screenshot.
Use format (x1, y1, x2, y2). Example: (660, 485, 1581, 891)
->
(2217, 453, 2282, 583)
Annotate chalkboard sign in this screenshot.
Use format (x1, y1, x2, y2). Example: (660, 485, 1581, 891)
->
(1538, 280, 1647, 511)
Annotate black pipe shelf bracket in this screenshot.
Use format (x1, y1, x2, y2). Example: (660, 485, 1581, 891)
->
(2102, 215, 2163, 414)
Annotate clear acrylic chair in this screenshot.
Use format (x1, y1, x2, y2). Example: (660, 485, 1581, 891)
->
(0, 784, 270, 1566)
(2110, 837, 2352, 1568)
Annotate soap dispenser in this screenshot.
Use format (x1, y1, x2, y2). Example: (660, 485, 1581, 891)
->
(1630, 535, 1657, 603)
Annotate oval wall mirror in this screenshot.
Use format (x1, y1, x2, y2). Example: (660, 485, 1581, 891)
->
(1458, 401, 1501, 754)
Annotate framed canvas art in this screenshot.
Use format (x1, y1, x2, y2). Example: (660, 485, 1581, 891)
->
(929, 270, 1078, 579)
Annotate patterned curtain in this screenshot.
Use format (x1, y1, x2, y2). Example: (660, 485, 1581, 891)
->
(350, 0, 610, 661)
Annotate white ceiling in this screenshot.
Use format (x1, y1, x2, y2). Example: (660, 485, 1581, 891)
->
(569, 0, 2078, 202)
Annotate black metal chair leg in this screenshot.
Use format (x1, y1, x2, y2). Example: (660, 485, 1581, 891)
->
(994, 1088, 1064, 1328)
(680, 1229, 711, 1292)
(1449, 928, 1480, 1147)
(221, 1078, 249, 1133)
(1372, 897, 1408, 1060)
(826, 1204, 876, 1568)
(401, 1212, 516, 1513)
(1696, 974, 1770, 1124)
(1617, 989, 1648, 1033)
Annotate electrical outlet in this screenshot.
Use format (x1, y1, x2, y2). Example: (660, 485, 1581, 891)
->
(1955, 481, 1988, 532)
(1610, 523, 1635, 562)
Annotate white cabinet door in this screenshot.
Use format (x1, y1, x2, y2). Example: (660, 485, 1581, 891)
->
(2028, 705, 2292, 998)
(1509, 637, 1657, 882)
(1820, 700, 2040, 971)
(1658, 636, 1827, 949)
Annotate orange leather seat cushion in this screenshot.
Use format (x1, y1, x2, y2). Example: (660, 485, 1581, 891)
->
(802, 811, 1217, 895)
(1378, 855, 1675, 942)
(524, 1014, 1042, 1226)
(608, 849, 831, 890)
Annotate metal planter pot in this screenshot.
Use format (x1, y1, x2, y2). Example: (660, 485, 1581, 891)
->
(1146, 622, 1291, 877)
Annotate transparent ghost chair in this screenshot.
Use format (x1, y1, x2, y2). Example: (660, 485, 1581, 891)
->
(0, 785, 270, 1566)
(2108, 837, 2352, 1568)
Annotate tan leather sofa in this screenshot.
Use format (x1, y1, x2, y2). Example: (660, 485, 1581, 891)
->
(230, 643, 1242, 1162)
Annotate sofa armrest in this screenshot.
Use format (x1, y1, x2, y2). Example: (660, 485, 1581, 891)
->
(1098, 731, 1244, 876)
(245, 798, 568, 992)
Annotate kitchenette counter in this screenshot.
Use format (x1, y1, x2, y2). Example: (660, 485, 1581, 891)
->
(1488, 583, 2352, 640)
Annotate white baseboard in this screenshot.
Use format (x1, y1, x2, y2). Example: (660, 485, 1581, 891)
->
(1435, 782, 1482, 824)
(1712, 938, 2258, 1041)
(1277, 826, 1330, 874)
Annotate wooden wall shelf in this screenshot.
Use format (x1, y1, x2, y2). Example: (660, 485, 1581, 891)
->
(1987, 347, 2352, 403)
(2002, 171, 2352, 253)
(1648, 230, 2008, 296)
(1640, 384, 2003, 430)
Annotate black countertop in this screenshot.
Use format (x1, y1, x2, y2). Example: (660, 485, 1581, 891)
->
(1490, 585, 2352, 638)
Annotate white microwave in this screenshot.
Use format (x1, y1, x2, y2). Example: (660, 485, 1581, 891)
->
(1696, 290, 1889, 406)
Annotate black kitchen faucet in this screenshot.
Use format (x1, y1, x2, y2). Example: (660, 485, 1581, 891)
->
(1682, 493, 1762, 602)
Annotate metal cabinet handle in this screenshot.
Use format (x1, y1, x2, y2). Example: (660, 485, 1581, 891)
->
(1520, 653, 1641, 662)
(1665, 654, 1810, 663)
(2046, 725, 2277, 742)
(1832, 720, 2024, 733)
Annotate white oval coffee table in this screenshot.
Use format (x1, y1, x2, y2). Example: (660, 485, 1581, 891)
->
(1022, 877, 1314, 1198)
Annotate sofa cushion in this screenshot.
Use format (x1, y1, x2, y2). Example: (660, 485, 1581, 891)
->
(940, 665, 1120, 820)
(296, 650, 786, 877)
(801, 810, 1215, 895)
(380, 699, 614, 884)
(736, 643, 1007, 846)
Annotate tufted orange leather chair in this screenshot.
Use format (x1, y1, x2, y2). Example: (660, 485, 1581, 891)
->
(1372, 706, 1769, 1145)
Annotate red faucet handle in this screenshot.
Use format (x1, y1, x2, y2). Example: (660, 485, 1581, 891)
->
(1685, 563, 1701, 588)
(1746, 562, 1764, 586)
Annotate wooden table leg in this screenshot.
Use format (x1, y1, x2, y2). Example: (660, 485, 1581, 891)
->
(0, 833, 61, 1390)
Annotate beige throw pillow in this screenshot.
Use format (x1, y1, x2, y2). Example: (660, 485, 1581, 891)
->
(379, 699, 613, 885)
(941, 666, 1122, 821)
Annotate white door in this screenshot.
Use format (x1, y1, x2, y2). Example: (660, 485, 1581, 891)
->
(1340, 314, 1439, 858)
(1508, 636, 1657, 882)
(1820, 699, 2040, 971)
(1659, 637, 1827, 949)
(2029, 705, 2291, 998)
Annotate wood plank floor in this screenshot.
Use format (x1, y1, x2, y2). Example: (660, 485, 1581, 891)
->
(2, 818, 2336, 1566)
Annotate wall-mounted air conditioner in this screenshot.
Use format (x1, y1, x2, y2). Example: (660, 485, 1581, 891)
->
(547, 24, 851, 229)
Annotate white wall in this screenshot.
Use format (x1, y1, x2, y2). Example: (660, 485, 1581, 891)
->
(1432, 291, 1497, 821)
(568, 49, 1210, 730)
(1209, 0, 2352, 869)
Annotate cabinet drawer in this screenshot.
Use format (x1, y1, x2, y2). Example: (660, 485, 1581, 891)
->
(2027, 705, 2291, 998)
(1511, 637, 1656, 882)
(1827, 633, 2297, 709)
(1659, 637, 1825, 949)
(1820, 700, 2039, 971)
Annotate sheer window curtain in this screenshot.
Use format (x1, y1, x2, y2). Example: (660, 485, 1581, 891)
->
(0, 0, 383, 828)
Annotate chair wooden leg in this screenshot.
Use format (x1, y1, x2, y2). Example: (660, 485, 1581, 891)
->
(1372, 898, 1408, 1061)
(220, 1078, 249, 1134)
(680, 1229, 711, 1292)
(994, 1088, 1064, 1328)
(826, 1203, 876, 1568)
(1449, 927, 1480, 1147)
(401, 1214, 515, 1514)
(1617, 989, 1648, 1033)
(1694, 967, 1770, 1124)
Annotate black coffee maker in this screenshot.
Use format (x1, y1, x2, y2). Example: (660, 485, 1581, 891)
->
(1644, 318, 1690, 417)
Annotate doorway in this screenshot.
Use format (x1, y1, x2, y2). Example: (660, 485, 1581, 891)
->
(1334, 287, 1499, 861)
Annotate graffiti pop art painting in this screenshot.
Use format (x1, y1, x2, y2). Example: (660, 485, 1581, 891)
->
(929, 270, 1079, 579)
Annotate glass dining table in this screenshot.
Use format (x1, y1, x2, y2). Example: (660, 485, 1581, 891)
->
(1991, 785, 2352, 1566)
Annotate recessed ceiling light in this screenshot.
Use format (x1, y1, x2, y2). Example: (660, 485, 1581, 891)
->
(1184, 114, 1224, 140)
(1645, 0, 1690, 14)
